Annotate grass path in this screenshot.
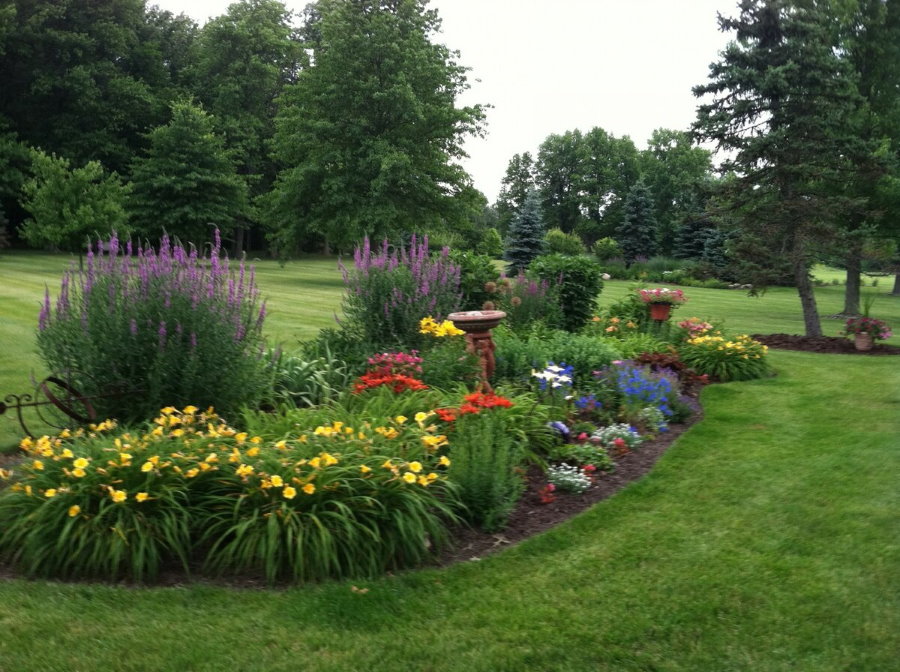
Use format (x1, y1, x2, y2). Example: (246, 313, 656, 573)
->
(0, 350, 897, 671)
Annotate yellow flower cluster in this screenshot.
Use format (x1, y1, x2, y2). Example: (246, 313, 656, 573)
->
(3, 404, 455, 519)
(419, 316, 464, 338)
(686, 333, 769, 359)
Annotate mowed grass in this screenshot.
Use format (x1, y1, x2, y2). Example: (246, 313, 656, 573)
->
(1, 251, 899, 450)
(0, 349, 896, 671)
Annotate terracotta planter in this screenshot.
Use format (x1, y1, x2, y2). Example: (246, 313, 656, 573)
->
(854, 332, 874, 351)
(648, 302, 672, 321)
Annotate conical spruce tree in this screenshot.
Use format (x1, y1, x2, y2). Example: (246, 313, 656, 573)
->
(617, 179, 657, 266)
(504, 190, 545, 274)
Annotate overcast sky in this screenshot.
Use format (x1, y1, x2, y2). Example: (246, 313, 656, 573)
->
(152, 0, 737, 201)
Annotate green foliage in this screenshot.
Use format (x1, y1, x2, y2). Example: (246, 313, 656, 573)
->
(592, 236, 622, 261)
(129, 100, 248, 244)
(639, 129, 713, 256)
(496, 151, 536, 235)
(419, 340, 482, 391)
(486, 273, 563, 334)
(609, 333, 671, 360)
(264, 346, 354, 409)
(446, 411, 524, 532)
(548, 441, 615, 472)
(505, 190, 546, 273)
(617, 179, 657, 265)
(544, 227, 587, 256)
(36, 233, 268, 424)
(0, 0, 177, 174)
(493, 327, 621, 385)
(19, 150, 130, 253)
(264, 0, 485, 252)
(480, 227, 504, 258)
(530, 253, 604, 331)
(448, 249, 498, 310)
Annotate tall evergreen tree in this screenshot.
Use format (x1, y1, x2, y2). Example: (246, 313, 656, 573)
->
(693, 0, 875, 336)
(617, 180, 657, 266)
(504, 190, 545, 274)
(129, 101, 247, 244)
(264, 0, 485, 253)
(495, 151, 536, 236)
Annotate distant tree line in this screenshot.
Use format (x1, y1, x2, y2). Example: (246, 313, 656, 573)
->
(0, 0, 487, 256)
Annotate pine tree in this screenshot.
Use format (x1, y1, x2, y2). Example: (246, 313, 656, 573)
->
(504, 190, 545, 274)
(129, 101, 247, 244)
(693, 0, 875, 336)
(617, 180, 657, 266)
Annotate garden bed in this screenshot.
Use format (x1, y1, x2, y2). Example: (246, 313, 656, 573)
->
(436, 406, 701, 566)
(752, 333, 900, 355)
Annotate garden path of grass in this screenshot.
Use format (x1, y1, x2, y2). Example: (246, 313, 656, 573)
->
(0, 349, 897, 671)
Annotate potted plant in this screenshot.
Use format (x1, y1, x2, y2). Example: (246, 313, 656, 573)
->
(638, 287, 687, 321)
(842, 315, 892, 351)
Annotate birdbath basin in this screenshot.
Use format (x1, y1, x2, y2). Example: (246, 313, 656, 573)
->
(447, 310, 506, 333)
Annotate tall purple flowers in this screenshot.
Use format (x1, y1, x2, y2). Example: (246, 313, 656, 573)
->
(339, 235, 462, 348)
(36, 231, 269, 423)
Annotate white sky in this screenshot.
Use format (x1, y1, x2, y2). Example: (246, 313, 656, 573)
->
(152, 0, 736, 202)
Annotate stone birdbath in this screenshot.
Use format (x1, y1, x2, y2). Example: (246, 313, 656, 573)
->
(447, 310, 506, 392)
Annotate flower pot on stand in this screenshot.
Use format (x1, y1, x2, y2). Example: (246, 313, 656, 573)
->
(649, 302, 672, 321)
(854, 332, 874, 351)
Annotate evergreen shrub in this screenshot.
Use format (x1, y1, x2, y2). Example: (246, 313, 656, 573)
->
(530, 253, 604, 331)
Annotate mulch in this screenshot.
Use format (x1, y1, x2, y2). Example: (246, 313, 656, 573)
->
(751, 333, 900, 355)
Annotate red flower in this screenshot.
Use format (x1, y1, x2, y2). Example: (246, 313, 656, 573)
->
(435, 408, 458, 422)
(538, 483, 557, 504)
(583, 464, 597, 473)
(353, 372, 428, 394)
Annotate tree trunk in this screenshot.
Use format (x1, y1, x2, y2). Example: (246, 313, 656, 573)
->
(795, 259, 823, 337)
(231, 225, 245, 257)
(892, 273, 900, 296)
(842, 240, 862, 315)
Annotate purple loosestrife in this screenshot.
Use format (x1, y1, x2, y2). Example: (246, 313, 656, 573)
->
(37, 230, 268, 423)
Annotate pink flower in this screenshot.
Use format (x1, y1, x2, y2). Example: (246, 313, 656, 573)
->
(583, 464, 597, 473)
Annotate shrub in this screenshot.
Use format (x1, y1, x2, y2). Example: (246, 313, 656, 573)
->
(548, 442, 614, 473)
(530, 254, 604, 331)
(36, 231, 268, 423)
(592, 237, 622, 261)
(448, 249, 498, 311)
(544, 227, 587, 256)
(339, 235, 461, 350)
(678, 333, 771, 382)
(445, 411, 524, 532)
(487, 272, 563, 332)
(481, 227, 504, 258)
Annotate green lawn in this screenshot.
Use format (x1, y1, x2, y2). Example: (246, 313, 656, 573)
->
(0, 252, 898, 669)
(2, 252, 899, 450)
(0, 349, 897, 671)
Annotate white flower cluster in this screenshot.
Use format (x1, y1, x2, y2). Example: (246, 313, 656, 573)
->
(547, 462, 592, 494)
(531, 362, 574, 389)
(591, 423, 643, 450)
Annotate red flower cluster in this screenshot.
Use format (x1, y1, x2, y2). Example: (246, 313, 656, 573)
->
(436, 391, 514, 421)
(352, 372, 428, 394)
(538, 483, 556, 504)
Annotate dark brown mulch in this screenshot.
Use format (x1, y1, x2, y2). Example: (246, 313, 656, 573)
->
(751, 333, 900, 355)
(434, 412, 700, 566)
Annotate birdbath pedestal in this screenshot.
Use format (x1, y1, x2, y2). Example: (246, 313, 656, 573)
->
(447, 310, 506, 392)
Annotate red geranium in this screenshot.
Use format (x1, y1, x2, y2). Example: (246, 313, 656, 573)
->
(353, 372, 428, 394)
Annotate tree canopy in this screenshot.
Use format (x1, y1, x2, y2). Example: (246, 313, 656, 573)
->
(263, 0, 486, 252)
